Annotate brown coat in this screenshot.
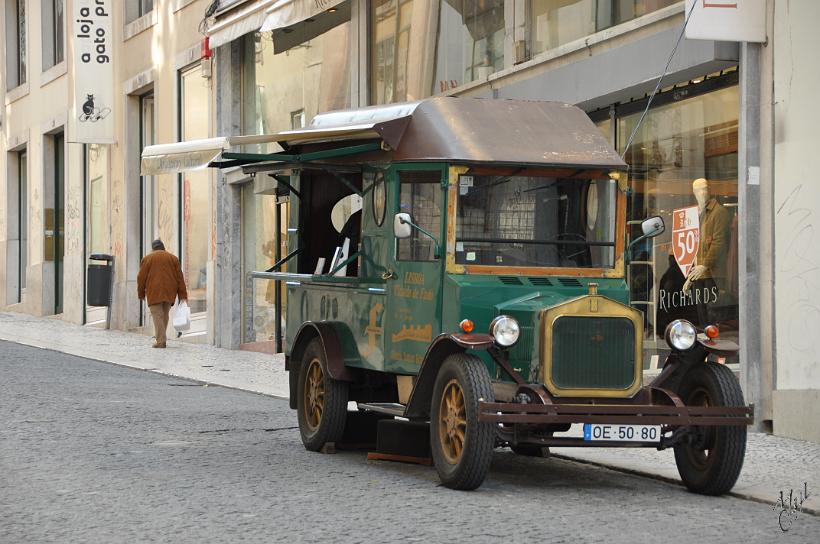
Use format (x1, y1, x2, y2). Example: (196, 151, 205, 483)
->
(137, 250, 188, 305)
(696, 198, 731, 280)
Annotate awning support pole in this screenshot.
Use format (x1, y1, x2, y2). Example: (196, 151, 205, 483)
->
(221, 142, 381, 165)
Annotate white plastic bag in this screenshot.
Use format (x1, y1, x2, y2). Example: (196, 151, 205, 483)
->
(173, 301, 191, 332)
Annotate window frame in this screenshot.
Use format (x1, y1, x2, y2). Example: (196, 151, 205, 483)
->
(5, 0, 27, 88)
(396, 172, 444, 263)
(125, 0, 154, 24)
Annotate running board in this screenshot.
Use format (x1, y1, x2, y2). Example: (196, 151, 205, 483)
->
(357, 402, 406, 417)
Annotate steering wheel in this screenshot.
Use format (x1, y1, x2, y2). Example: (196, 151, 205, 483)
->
(557, 233, 588, 261)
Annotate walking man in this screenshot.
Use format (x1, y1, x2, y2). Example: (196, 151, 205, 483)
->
(137, 239, 188, 348)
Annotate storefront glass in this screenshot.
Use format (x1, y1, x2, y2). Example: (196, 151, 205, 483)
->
(242, 24, 350, 150)
(85, 144, 110, 323)
(371, 0, 438, 104)
(618, 82, 740, 367)
(86, 144, 110, 255)
(180, 65, 210, 315)
(529, 0, 679, 57)
(241, 186, 288, 343)
(433, 0, 506, 92)
(240, 22, 351, 343)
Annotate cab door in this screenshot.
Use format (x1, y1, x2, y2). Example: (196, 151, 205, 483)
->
(384, 165, 448, 375)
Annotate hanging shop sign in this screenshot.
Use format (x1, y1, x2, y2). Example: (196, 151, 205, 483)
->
(70, 0, 115, 144)
(672, 205, 700, 277)
(684, 0, 766, 43)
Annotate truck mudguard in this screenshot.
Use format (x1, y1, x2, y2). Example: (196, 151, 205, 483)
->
(404, 333, 495, 419)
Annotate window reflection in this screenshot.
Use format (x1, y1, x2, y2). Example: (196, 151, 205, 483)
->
(242, 24, 350, 150)
(180, 65, 210, 314)
(433, 0, 506, 92)
(370, 0, 438, 104)
(619, 83, 739, 360)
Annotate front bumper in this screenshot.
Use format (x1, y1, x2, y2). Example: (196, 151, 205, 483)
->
(478, 401, 754, 426)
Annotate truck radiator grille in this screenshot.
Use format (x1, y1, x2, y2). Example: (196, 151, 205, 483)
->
(551, 316, 635, 390)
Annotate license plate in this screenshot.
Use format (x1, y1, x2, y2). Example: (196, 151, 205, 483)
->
(583, 423, 661, 443)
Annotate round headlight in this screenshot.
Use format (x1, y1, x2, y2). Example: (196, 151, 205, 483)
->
(665, 319, 697, 351)
(490, 315, 520, 347)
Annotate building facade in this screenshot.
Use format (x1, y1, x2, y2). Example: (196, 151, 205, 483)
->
(2, 0, 818, 442)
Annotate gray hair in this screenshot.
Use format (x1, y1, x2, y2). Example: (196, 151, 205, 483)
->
(151, 239, 165, 251)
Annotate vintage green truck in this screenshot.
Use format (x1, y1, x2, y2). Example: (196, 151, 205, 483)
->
(142, 97, 753, 492)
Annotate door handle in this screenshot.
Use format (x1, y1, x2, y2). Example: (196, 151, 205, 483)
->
(381, 269, 396, 280)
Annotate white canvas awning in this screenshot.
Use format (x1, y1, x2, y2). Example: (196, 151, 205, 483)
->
(261, 0, 349, 53)
(207, 0, 277, 49)
(140, 135, 281, 175)
(140, 101, 419, 175)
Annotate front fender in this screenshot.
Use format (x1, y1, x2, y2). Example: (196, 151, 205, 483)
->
(403, 333, 494, 420)
(652, 334, 739, 391)
(697, 334, 739, 356)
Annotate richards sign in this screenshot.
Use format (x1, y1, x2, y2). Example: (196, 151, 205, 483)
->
(70, 0, 114, 143)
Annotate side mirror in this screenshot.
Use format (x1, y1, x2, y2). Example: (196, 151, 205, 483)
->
(394, 212, 412, 239)
(640, 216, 665, 238)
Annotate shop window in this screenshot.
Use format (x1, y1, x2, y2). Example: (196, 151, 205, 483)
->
(397, 171, 442, 261)
(529, 0, 679, 58)
(241, 24, 351, 152)
(619, 82, 740, 365)
(41, 0, 64, 69)
(433, 0, 507, 92)
(85, 144, 111, 324)
(242, 184, 287, 343)
(180, 64, 210, 315)
(5, 0, 27, 88)
(86, 144, 110, 256)
(6, 149, 27, 304)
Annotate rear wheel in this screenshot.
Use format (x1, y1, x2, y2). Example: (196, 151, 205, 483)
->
(430, 353, 495, 490)
(297, 338, 348, 451)
(674, 362, 746, 495)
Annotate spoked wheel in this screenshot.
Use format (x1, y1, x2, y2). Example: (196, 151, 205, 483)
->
(430, 353, 495, 490)
(674, 362, 747, 495)
(297, 338, 348, 451)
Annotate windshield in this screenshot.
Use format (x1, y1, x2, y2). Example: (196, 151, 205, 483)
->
(455, 175, 617, 268)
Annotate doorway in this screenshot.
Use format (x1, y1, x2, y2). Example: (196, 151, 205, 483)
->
(54, 133, 65, 314)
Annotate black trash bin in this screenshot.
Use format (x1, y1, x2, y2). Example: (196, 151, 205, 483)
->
(87, 253, 114, 307)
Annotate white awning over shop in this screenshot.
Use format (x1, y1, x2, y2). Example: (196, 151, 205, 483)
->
(140, 135, 280, 175)
(207, 0, 277, 49)
(261, 0, 350, 53)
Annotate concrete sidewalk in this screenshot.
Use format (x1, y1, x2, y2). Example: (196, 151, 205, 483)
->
(1, 310, 817, 515)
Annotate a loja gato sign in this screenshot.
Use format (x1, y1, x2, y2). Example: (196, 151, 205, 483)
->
(70, 0, 114, 143)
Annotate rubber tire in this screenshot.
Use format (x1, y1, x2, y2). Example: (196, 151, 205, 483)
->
(511, 445, 550, 458)
(674, 362, 747, 495)
(297, 338, 349, 452)
(430, 353, 495, 490)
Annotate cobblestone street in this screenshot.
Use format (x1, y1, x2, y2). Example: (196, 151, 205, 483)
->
(2, 340, 818, 543)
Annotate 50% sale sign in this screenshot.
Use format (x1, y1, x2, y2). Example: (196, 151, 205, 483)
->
(672, 206, 700, 277)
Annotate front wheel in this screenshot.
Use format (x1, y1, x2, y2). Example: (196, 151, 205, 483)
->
(430, 353, 495, 490)
(674, 362, 747, 495)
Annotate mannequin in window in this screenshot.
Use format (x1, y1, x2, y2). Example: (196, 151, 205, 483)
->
(683, 178, 731, 325)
